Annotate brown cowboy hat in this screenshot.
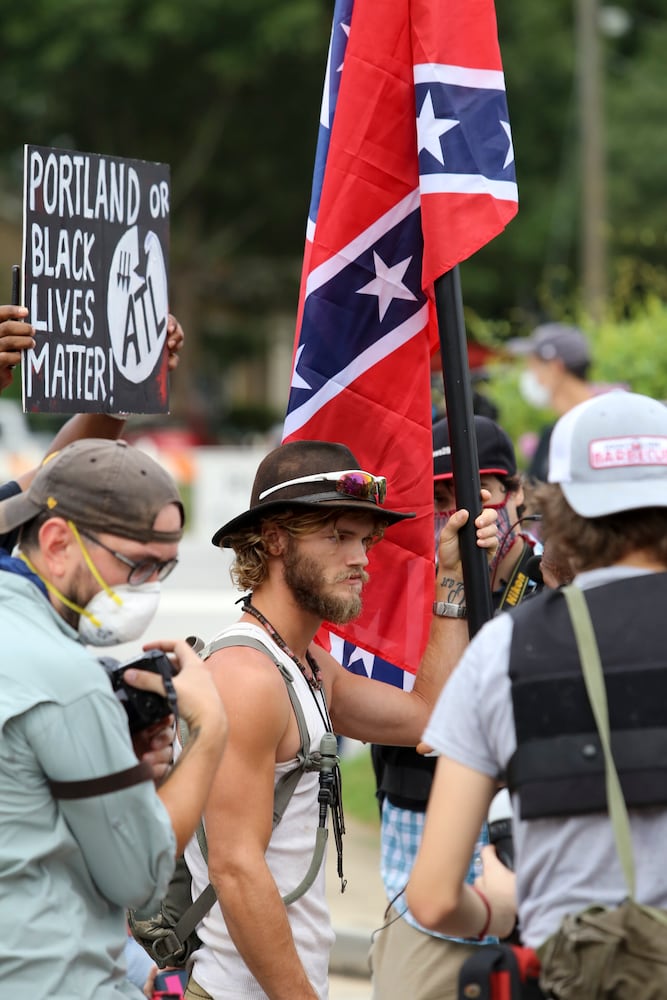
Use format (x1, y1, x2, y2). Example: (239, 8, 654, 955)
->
(211, 440, 414, 547)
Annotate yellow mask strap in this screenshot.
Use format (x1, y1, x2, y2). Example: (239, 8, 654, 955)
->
(67, 521, 123, 608)
(18, 521, 124, 630)
(18, 549, 103, 628)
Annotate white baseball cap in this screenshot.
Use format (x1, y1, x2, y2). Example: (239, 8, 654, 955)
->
(548, 391, 667, 517)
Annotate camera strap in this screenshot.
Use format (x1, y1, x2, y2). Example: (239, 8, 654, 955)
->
(48, 760, 153, 799)
(161, 671, 179, 721)
(497, 541, 538, 610)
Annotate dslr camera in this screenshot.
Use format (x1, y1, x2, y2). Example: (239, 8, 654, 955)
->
(100, 649, 176, 734)
(488, 787, 514, 870)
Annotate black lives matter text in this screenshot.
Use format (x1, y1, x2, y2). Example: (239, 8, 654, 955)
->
(22, 145, 170, 414)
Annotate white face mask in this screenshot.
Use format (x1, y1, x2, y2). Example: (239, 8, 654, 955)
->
(519, 369, 551, 410)
(77, 581, 161, 646)
(19, 524, 163, 648)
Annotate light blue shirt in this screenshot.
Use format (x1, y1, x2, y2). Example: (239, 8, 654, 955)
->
(380, 798, 493, 942)
(0, 567, 176, 998)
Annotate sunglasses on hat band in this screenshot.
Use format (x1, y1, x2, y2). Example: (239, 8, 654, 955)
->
(258, 469, 388, 505)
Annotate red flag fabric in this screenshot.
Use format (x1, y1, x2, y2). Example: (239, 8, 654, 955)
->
(283, 0, 517, 673)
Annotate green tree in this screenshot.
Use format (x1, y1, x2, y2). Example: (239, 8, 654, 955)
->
(467, 0, 667, 327)
(0, 0, 329, 430)
(482, 296, 667, 461)
(2, 0, 666, 435)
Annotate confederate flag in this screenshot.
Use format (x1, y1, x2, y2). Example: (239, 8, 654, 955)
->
(283, 0, 517, 673)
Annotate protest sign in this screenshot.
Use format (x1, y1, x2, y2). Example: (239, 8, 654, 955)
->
(21, 144, 171, 414)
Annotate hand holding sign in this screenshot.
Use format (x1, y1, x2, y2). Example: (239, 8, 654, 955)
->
(166, 315, 184, 372)
(0, 304, 35, 394)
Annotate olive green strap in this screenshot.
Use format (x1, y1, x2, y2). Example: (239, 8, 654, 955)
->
(178, 718, 209, 863)
(182, 632, 330, 907)
(562, 585, 636, 897)
(203, 635, 319, 828)
(282, 827, 329, 905)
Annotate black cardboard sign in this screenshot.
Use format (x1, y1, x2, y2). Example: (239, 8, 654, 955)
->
(21, 144, 171, 414)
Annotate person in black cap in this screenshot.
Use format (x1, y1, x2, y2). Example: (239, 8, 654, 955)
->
(180, 439, 499, 1000)
(369, 415, 541, 1000)
(508, 322, 595, 482)
(431, 415, 542, 605)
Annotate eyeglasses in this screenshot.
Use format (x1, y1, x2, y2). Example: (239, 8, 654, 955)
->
(258, 469, 388, 505)
(79, 531, 178, 585)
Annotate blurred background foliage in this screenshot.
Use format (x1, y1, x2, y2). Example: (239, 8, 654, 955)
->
(1, 0, 666, 441)
(469, 296, 667, 461)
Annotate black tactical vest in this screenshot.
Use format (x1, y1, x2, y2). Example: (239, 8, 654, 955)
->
(371, 542, 535, 812)
(374, 542, 540, 811)
(506, 573, 667, 820)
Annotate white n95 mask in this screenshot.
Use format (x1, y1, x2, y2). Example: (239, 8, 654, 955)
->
(18, 525, 164, 647)
(77, 581, 161, 646)
(519, 370, 551, 410)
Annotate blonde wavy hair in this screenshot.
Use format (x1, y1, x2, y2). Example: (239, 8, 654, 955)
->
(227, 508, 387, 592)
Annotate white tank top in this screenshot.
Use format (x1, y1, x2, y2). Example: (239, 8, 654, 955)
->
(185, 622, 335, 999)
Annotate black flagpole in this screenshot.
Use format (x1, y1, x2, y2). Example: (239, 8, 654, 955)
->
(434, 265, 494, 638)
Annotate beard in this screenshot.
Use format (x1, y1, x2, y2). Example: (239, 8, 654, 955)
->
(60, 563, 96, 631)
(283, 540, 368, 624)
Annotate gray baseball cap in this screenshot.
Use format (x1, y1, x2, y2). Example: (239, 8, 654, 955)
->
(508, 323, 591, 372)
(0, 439, 184, 542)
(548, 391, 667, 517)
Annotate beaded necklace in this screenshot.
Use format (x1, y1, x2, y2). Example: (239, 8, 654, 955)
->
(242, 597, 322, 692)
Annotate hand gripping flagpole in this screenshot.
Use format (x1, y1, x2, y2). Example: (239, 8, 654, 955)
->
(434, 265, 494, 638)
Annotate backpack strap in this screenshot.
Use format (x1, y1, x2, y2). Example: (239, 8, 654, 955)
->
(167, 882, 217, 957)
(203, 634, 321, 827)
(178, 717, 210, 863)
(178, 630, 330, 936)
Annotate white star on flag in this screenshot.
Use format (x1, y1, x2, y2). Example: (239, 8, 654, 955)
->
(416, 90, 459, 165)
(290, 345, 311, 390)
(337, 22, 351, 72)
(321, 21, 351, 128)
(500, 120, 514, 169)
(357, 252, 417, 321)
(346, 645, 377, 678)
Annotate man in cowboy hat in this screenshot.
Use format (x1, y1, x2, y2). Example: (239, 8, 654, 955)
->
(180, 439, 498, 1000)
